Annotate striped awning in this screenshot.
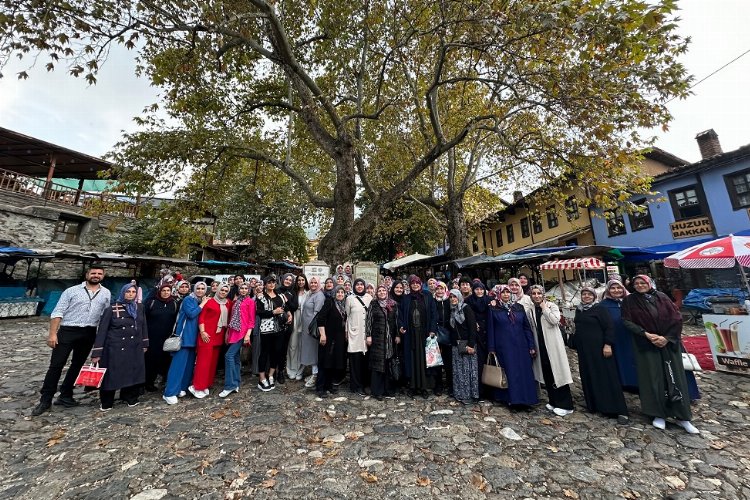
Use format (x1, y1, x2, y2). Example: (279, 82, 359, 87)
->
(539, 257, 605, 270)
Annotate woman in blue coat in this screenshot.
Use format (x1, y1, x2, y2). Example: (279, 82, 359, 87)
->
(487, 285, 538, 407)
(599, 280, 639, 392)
(163, 282, 209, 404)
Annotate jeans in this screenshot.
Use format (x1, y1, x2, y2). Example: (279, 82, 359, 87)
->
(40, 326, 96, 402)
(224, 340, 243, 390)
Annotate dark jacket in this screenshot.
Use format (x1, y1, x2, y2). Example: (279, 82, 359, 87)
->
(92, 303, 148, 391)
(366, 302, 399, 372)
(452, 305, 477, 348)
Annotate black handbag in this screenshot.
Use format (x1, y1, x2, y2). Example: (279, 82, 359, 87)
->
(457, 339, 470, 355)
(389, 356, 402, 381)
(436, 325, 451, 345)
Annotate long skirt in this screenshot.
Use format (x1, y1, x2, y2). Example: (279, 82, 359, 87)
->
(452, 346, 479, 402)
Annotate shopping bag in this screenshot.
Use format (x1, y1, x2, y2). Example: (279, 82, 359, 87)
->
(681, 352, 703, 372)
(75, 363, 107, 388)
(389, 355, 402, 381)
(425, 336, 444, 368)
(482, 353, 508, 389)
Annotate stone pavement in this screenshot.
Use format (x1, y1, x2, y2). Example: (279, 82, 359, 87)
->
(1, 318, 749, 500)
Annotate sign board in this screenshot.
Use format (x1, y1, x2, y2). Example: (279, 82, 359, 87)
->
(670, 217, 713, 239)
(606, 265, 620, 280)
(355, 261, 379, 286)
(303, 261, 330, 284)
(703, 314, 750, 375)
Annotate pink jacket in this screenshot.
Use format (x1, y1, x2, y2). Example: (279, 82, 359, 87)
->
(227, 297, 256, 344)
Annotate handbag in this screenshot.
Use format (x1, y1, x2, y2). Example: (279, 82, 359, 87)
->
(163, 335, 182, 352)
(482, 353, 508, 389)
(661, 351, 683, 403)
(682, 352, 703, 372)
(457, 339, 471, 355)
(389, 355, 402, 381)
(75, 363, 107, 388)
(308, 310, 321, 339)
(436, 325, 451, 345)
(259, 317, 279, 333)
(425, 336, 444, 368)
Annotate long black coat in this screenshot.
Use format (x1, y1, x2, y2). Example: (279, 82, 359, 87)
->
(144, 297, 179, 348)
(366, 302, 399, 373)
(92, 303, 149, 391)
(318, 297, 347, 370)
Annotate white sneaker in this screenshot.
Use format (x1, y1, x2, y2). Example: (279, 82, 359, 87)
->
(268, 376, 275, 387)
(178, 391, 187, 398)
(304, 374, 317, 388)
(652, 417, 666, 430)
(553, 408, 574, 417)
(545, 403, 554, 412)
(295, 374, 304, 381)
(219, 388, 238, 398)
(258, 379, 273, 392)
(163, 395, 178, 405)
(677, 420, 700, 434)
(203, 388, 210, 396)
(188, 385, 207, 399)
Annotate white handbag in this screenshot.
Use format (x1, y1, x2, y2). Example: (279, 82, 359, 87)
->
(681, 352, 703, 372)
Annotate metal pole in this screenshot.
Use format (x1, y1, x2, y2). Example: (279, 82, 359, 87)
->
(738, 262, 750, 296)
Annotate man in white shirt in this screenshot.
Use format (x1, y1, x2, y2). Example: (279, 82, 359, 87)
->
(32, 266, 112, 416)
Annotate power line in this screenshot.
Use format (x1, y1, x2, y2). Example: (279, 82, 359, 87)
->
(666, 47, 750, 103)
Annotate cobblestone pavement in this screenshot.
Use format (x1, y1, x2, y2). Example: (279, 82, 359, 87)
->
(1, 318, 749, 499)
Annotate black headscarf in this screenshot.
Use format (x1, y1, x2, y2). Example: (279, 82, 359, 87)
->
(353, 278, 367, 297)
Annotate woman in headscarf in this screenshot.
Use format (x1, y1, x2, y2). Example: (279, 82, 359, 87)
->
(220, 282, 254, 397)
(621, 275, 699, 434)
(487, 284, 538, 407)
(449, 289, 479, 404)
(143, 283, 179, 392)
(190, 283, 232, 398)
(315, 285, 348, 397)
(508, 277, 532, 309)
(287, 274, 310, 381)
(323, 277, 336, 298)
(365, 282, 376, 297)
(301, 276, 326, 389)
(526, 285, 575, 416)
(366, 284, 400, 400)
(91, 283, 149, 410)
(275, 273, 298, 385)
(163, 282, 209, 404)
(398, 275, 438, 398)
(466, 281, 492, 398)
(433, 281, 453, 396)
(600, 280, 639, 392)
(174, 280, 191, 308)
(346, 278, 372, 396)
(574, 286, 629, 424)
(390, 281, 405, 304)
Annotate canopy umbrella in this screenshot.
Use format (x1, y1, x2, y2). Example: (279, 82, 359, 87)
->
(539, 257, 605, 302)
(663, 234, 750, 295)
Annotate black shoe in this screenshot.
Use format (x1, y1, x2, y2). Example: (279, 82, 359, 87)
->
(127, 400, 140, 407)
(277, 373, 286, 385)
(54, 396, 79, 407)
(316, 391, 328, 399)
(83, 386, 98, 393)
(32, 401, 51, 416)
(617, 415, 630, 425)
(374, 395, 384, 401)
(421, 390, 429, 399)
(144, 384, 158, 392)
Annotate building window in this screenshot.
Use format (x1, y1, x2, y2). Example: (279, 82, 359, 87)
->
(53, 217, 82, 244)
(472, 237, 479, 253)
(532, 214, 543, 234)
(669, 185, 706, 220)
(628, 198, 654, 231)
(606, 209, 626, 237)
(725, 169, 750, 209)
(495, 229, 503, 247)
(506, 223, 515, 244)
(520, 217, 530, 238)
(565, 196, 580, 221)
(546, 206, 559, 229)
(565, 238, 578, 246)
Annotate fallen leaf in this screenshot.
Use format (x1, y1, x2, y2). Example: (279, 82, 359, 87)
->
(620, 490, 641, 499)
(47, 428, 67, 447)
(210, 409, 227, 420)
(547, 445, 559, 453)
(307, 435, 322, 444)
(416, 476, 431, 487)
(360, 471, 378, 483)
(470, 472, 489, 492)
(345, 431, 363, 440)
(563, 489, 579, 499)
(232, 410, 241, 418)
(540, 418, 554, 426)
(266, 468, 278, 477)
(313, 458, 326, 466)
(260, 479, 276, 489)
(709, 441, 726, 450)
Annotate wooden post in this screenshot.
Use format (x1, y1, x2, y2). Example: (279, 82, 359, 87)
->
(73, 178, 85, 205)
(43, 156, 57, 199)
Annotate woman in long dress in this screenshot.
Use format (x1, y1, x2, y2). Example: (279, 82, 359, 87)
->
(599, 280, 639, 392)
(621, 275, 699, 434)
(316, 286, 348, 397)
(449, 289, 479, 404)
(526, 285, 575, 416)
(398, 275, 438, 398)
(143, 283, 179, 391)
(287, 275, 309, 381)
(487, 285, 538, 407)
(365, 285, 399, 400)
(573, 287, 629, 424)
(346, 278, 371, 395)
(300, 277, 326, 388)
(91, 283, 149, 410)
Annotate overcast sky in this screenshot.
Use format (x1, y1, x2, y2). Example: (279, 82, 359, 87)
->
(0, 0, 748, 165)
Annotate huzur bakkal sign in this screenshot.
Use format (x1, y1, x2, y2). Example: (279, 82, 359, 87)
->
(670, 216, 713, 239)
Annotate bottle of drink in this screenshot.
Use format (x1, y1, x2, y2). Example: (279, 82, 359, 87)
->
(744, 300, 750, 314)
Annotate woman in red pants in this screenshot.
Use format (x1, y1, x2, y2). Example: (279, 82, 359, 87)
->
(189, 283, 232, 398)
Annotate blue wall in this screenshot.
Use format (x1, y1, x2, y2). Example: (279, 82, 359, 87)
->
(592, 155, 750, 247)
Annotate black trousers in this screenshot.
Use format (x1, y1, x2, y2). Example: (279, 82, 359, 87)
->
(370, 368, 390, 397)
(40, 326, 96, 402)
(538, 325, 574, 411)
(100, 385, 140, 409)
(144, 343, 172, 387)
(258, 330, 283, 375)
(432, 343, 454, 393)
(349, 352, 366, 392)
(316, 367, 334, 393)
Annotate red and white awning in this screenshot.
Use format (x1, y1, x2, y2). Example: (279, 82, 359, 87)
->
(664, 235, 750, 269)
(539, 257, 605, 270)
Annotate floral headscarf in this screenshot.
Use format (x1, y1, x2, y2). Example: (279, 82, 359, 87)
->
(495, 284, 516, 323)
(376, 284, 396, 312)
(508, 277, 525, 301)
(117, 283, 138, 320)
(578, 286, 598, 311)
(604, 279, 629, 301)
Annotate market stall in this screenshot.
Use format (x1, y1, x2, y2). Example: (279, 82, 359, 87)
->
(664, 235, 750, 374)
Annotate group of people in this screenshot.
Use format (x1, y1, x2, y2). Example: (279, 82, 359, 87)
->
(31, 266, 700, 434)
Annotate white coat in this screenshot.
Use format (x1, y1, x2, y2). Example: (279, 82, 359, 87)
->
(522, 300, 574, 388)
(345, 293, 372, 354)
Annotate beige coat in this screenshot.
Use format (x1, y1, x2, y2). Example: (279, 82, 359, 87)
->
(345, 294, 372, 353)
(522, 300, 574, 387)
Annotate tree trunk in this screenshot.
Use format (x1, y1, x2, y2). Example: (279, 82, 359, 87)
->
(445, 195, 470, 258)
(317, 148, 357, 264)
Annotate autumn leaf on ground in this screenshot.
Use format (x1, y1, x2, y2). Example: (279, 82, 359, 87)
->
(306, 434, 322, 444)
(266, 468, 278, 477)
(709, 441, 726, 450)
(416, 476, 431, 487)
(199, 459, 211, 475)
(360, 471, 378, 483)
(210, 409, 227, 420)
(232, 409, 241, 418)
(547, 445, 559, 453)
(47, 428, 66, 447)
(540, 418, 554, 425)
(313, 458, 326, 466)
(620, 490, 641, 499)
(260, 479, 276, 488)
(563, 488, 579, 499)
(470, 473, 489, 492)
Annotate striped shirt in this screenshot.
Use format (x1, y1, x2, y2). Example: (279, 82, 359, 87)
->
(51, 282, 112, 327)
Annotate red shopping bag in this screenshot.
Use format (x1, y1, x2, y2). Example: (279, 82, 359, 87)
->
(75, 363, 107, 388)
